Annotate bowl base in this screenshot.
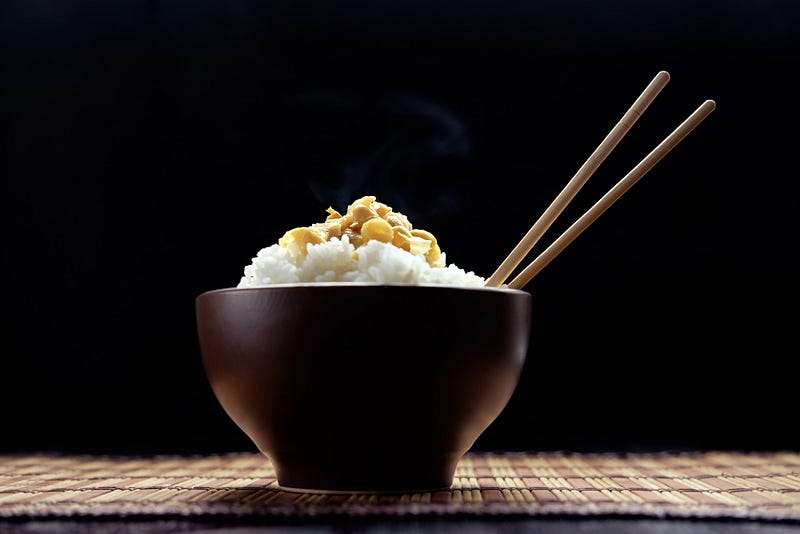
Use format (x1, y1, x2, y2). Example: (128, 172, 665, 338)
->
(277, 483, 453, 495)
(272, 454, 459, 494)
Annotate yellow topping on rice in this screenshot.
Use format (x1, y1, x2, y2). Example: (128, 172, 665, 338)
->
(278, 196, 444, 268)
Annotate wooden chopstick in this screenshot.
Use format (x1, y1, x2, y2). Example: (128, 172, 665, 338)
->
(484, 71, 671, 288)
(507, 99, 716, 290)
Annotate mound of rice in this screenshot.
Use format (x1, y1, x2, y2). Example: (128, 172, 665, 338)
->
(237, 235, 485, 287)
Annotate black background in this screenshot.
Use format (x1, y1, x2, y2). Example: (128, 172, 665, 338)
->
(1, 1, 798, 455)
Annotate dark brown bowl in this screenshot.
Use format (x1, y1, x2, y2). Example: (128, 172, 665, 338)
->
(196, 283, 531, 493)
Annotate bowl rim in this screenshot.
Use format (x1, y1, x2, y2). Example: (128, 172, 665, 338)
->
(197, 282, 531, 299)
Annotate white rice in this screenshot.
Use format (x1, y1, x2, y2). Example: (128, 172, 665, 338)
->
(237, 235, 485, 288)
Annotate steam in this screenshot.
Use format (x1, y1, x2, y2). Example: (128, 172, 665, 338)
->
(304, 92, 472, 219)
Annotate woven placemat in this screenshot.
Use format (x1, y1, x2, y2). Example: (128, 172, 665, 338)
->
(1, 451, 799, 522)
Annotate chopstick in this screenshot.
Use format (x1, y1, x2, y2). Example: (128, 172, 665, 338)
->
(484, 71, 671, 288)
(506, 98, 716, 290)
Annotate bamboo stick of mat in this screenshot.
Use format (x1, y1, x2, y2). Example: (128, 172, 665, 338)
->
(484, 70, 671, 288)
(507, 98, 716, 290)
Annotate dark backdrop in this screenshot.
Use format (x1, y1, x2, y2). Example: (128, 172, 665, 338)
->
(2, 1, 798, 455)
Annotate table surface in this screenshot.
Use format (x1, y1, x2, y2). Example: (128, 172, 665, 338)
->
(2, 450, 800, 532)
(4, 518, 800, 533)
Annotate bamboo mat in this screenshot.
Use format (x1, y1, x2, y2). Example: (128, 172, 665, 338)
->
(1, 451, 799, 522)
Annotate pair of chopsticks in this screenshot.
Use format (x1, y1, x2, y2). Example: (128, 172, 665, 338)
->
(485, 71, 715, 290)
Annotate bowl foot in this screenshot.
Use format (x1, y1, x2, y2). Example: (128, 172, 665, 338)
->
(272, 453, 460, 494)
(276, 483, 453, 495)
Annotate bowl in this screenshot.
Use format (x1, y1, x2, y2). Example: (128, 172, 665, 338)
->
(196, 283, 531, 493)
